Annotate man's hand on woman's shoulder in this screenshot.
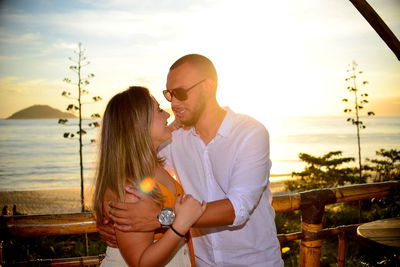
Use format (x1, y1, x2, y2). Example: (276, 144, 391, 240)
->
(97, 218, 118, 248)
(107, 186, 161, 232)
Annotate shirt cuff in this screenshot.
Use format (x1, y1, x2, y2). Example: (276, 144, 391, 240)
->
(227, 195, 250, 227)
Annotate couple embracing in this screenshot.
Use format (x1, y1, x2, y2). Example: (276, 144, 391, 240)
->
(93, 54, 283, 267)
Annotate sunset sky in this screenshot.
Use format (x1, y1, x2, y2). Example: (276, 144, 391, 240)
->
(0, 0, 399, 121)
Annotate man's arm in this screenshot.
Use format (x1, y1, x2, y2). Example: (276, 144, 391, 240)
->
(193, 198, 235, 228)
(108, 189, 234, 232)
(225, 124, 271, 227)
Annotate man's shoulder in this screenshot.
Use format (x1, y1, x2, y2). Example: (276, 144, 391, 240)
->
(234, 112, 263, 125)
(231, 111, 268, 134)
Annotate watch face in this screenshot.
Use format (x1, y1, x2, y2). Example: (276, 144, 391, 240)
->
(158, 208, 175, 226)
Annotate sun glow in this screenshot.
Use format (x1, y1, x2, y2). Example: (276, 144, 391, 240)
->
(178, 1, 336, 120)
(139, 177, 156, 194)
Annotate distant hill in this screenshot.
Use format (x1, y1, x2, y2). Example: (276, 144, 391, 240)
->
(7, 105, 77, 119)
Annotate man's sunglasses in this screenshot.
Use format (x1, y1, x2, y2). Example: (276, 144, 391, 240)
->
(163, 79, 206, 102)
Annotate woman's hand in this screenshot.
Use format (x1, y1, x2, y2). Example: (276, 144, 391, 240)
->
(172, 194, 207, 236)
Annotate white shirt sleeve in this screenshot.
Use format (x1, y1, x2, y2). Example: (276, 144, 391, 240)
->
(226, 125, 271, 227)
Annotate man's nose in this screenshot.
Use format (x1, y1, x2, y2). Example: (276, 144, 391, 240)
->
(171, 96, 181, 107)
(171, 95, 177, 103)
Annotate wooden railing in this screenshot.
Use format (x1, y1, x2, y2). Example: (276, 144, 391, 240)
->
(1, 181, 398, 266)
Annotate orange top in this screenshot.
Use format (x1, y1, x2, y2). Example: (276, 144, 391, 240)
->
(154, 179, 196, 267)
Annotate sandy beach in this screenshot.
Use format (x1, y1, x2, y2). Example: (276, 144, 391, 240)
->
(0, 178, 290, 215)
(0, 188, 95, 215)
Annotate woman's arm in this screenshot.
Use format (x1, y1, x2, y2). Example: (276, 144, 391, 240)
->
(116, 224, 183, 267)
(114, 194, 206, 267)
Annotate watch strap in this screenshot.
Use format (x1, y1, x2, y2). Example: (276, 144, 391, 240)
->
(170, 225, 185, 238)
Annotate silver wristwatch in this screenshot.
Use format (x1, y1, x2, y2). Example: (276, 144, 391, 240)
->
(158, 208, 175, 227)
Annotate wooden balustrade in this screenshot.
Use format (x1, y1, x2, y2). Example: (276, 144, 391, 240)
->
(1, 181, 398, 266)
(3, 212, 97, 237)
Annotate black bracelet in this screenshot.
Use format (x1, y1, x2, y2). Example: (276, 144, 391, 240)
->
(170, 225, 185, 238)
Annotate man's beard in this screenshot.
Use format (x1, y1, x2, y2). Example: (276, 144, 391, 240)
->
(181, 93, 206, 127)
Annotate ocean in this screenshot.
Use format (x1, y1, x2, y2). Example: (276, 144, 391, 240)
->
(0, 116, 399, 191)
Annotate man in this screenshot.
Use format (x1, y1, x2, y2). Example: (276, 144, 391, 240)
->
(100, 54, 283, 266)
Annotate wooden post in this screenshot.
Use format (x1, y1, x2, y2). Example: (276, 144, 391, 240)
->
(300, 189, 336, 267)
(349, 0, 400, 61)
(301, 222, 323, 267)
(338, 232, 346, 267)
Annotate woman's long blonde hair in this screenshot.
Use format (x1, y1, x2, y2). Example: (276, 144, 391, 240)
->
(93, 86, 162, 223)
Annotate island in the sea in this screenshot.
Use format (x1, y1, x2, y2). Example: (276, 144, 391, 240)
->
(7, 105, 77, 119)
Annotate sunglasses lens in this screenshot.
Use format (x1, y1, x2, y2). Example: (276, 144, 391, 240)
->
(163, 88, 189, 102)
(174, 89, 187, 101)
(163, 90, 172, 102)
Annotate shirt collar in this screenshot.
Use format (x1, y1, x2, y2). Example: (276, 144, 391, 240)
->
(216, 107, 234, 137)
(188, 106, 235, 137)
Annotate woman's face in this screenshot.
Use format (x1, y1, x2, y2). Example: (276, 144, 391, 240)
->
(150, 97, 171, 148)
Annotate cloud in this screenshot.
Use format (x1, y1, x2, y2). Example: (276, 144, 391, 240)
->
(371, 96, 400, 116)
(55, 10, 190, 41)
(0, 76, 60, 94)
(0, 3, 211, 44)
(0, 28, 41, 44)
(52, 41, 78, 50)
(80, 0, 217, 12)
(0, 76, 22, 92)
(0, 55, 18, 60)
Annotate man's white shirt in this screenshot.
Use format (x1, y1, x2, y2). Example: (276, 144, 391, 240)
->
(159, 108, 283, 267)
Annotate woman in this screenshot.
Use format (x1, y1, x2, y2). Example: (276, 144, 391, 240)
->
(93, 86, 206, 267)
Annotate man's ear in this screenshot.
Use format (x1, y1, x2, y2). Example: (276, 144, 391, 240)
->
(204, 78, 217, 97)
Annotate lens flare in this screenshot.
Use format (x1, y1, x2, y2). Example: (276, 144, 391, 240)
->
(139, 177, 156, 194)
